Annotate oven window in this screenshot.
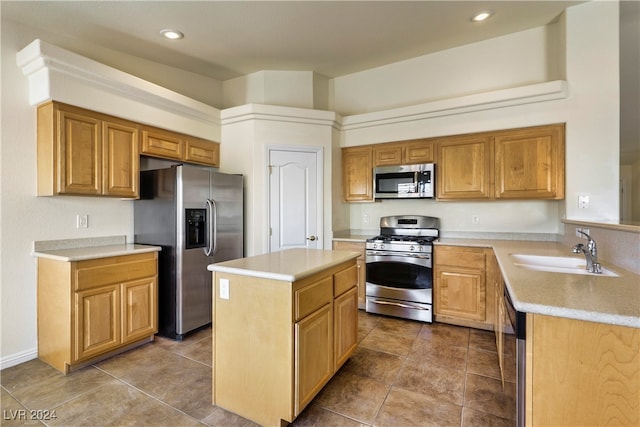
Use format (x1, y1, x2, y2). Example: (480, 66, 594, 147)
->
(366, 261, 432, 289)
(376, 173, 416, 194)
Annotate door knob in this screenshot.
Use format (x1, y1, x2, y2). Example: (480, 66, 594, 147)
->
(306, 235, 317, 241)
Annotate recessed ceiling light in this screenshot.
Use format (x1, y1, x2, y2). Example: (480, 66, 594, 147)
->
(471, 10, 493, 22)
(160, 29, 184, 40)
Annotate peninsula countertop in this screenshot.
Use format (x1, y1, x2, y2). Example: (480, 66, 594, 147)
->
(207, 248, 360, 282)
(436, 238, 640, 328)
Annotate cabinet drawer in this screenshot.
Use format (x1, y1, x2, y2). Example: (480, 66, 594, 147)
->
(75, 253, 157, 291)
(141, 128, 183, 160)
(295, 277, 333, 321)
(332, 241, 365, 257)
(435, 246, 485, 269)
(334, 265, 357, 297)
(184, 137, 219, 166)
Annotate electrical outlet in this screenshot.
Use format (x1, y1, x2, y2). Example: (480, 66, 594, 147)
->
(472, 215, 480, 225)
(576, 227, 590, 238)
(220, 278, 230, 300)
(578, 195, 590, 209)
(363, 214, 369, 224)
(76, 214, 88, 229)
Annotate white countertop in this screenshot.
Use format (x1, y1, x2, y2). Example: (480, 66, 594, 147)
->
(207, 248, 360, 282)
(436, 238, 640, 328)
(32, 236, 161, 261)
(32, 243, 161, 261)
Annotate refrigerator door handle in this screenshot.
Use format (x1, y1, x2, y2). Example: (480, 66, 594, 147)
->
(205, 199, 218, 256)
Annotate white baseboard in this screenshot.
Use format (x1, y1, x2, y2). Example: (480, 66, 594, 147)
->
(0, 348, 38, 371)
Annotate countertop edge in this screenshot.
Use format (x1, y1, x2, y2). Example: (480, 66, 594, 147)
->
(207, 249, 360, 282)
(32, 244, 162, 262)
(491, 242, 639, 329)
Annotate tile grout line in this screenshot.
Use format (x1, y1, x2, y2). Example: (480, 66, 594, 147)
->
(91, 364, 207, 426)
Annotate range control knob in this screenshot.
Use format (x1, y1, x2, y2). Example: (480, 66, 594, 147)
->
(409, 245, 415, 251)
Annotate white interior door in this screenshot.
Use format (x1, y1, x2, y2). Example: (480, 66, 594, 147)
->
(269, 148, 323, 252)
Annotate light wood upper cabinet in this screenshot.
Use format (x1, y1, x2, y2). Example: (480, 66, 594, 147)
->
(141, 126, 220, 167)
(342, 146, 374, 202)
(184, 136, 220, 166)
(103, 120, 139, 198)
(140, 127, 183, 160)
(436, 134, 494, 200)
(404, 139, 434, 164)
(37, 101, 221, 199)
(494, 124, 564, 199)
(373, 143, 403, 166)
(373, 139, 434, 166)
(341, 124, 563, 203)
(436, 123, 565, 201)
(37, 101, 139, 198)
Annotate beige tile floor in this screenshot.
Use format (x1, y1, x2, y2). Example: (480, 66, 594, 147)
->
(1, 312, 516, 426)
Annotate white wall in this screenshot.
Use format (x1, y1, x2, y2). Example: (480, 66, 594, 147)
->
(335, 1, 620, 233)
(220, 105, 339, 256)
(0, 20, 136, 366)
(223, 70, 331, 111)
(330, 25, 559, 116)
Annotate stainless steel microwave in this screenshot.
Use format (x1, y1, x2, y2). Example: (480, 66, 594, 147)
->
(374, 163, 435, 199)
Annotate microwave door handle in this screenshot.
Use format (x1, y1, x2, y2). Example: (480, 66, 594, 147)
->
(205, 199, 218, 256)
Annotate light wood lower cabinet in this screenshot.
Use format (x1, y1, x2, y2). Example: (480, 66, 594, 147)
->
(332, 240, 366, 308)
(526, 314, 639, 426)
(213, 259, 358, 426)
(37, 252, 158, 374)
(434, 245, 495, 330)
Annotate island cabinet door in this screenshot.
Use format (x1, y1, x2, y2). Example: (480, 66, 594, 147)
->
(334, 286, 358, 369)
(295, 303, 333, 415)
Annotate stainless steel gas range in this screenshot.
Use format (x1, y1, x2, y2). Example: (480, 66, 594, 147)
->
(365, 215, 439, 322)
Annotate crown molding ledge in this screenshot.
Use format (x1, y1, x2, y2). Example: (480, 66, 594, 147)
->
(16, 39, 220, 139)
(221, 103, 341, 129)
(341, 80, 569, 131)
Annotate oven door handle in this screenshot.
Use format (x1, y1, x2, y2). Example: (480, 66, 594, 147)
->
(369, 299, 431, 311)
(366, 253, 431, 267)
(367, 251, 431, 259)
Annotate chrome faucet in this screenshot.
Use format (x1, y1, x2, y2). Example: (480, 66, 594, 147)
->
(571, 230, 602, 274)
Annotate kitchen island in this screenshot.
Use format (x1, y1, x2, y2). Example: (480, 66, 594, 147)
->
(207, 248, 360, 427)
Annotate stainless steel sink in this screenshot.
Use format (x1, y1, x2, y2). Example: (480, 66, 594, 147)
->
(510, 254, 619, 277)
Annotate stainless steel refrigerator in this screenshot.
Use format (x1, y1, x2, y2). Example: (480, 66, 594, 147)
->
(134, 164, 243, 340)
